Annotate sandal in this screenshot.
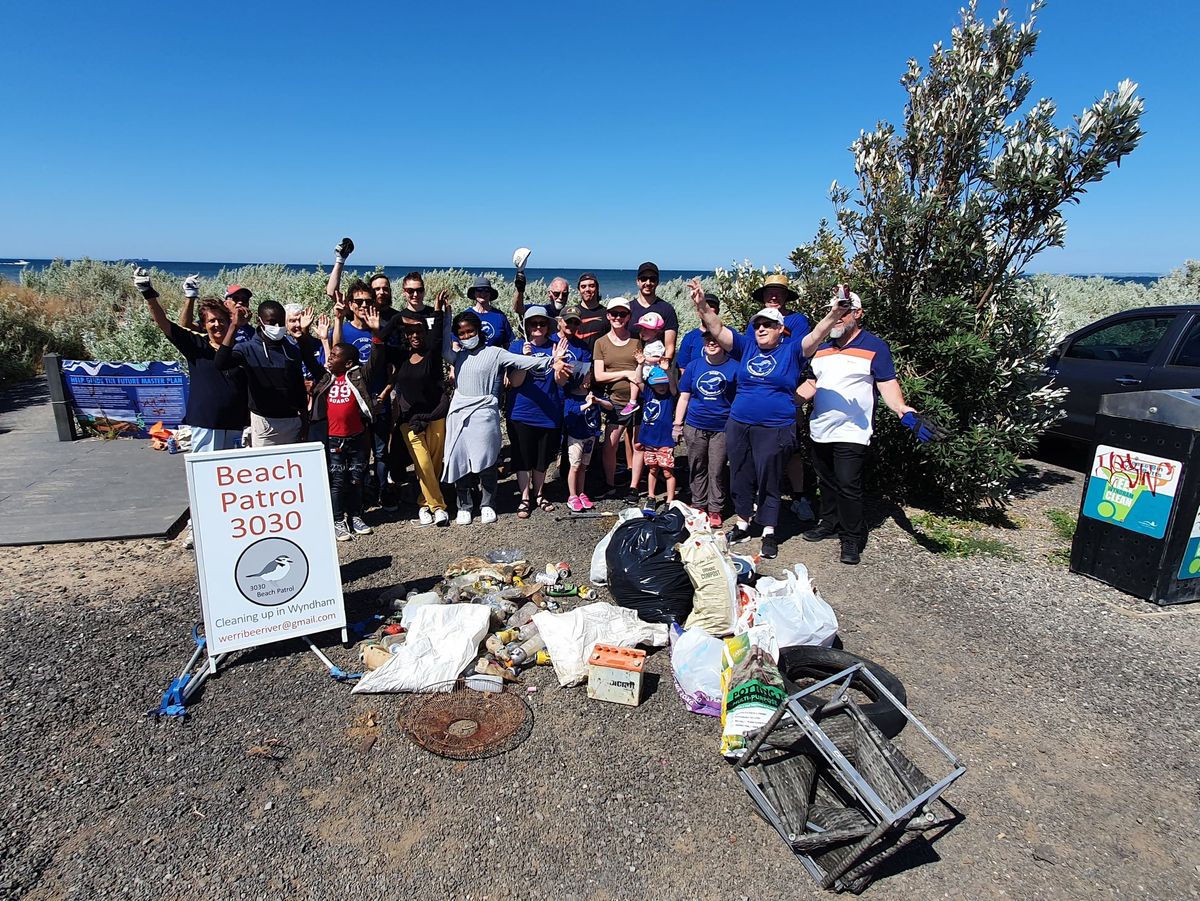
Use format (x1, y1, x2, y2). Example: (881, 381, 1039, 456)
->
(517, 498, 532, 519)
(536, 496, 556, 512)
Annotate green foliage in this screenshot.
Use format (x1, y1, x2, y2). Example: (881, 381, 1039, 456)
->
(1046, 508, 1077, 541)
(1031, 260, 1200, 334)
(788, 0, 1144, 511)
(911, 512, 1016, 557)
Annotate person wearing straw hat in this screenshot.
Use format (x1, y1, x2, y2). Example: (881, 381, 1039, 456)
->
(464, 276, 514, 349)
(687, 277, 844, 559)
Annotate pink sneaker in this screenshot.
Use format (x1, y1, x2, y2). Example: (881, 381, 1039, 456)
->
(708, 512, 723, 528)
(578, 493, 594, 510)
(619, 402, 638, 416)
(567, 495, 586, 513)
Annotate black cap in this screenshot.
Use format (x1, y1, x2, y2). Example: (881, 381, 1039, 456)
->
(703, 292, 721, 312)
(636, 261, 660, 279)
(577, 271, 598, 286)
(559, 305, 584, 321)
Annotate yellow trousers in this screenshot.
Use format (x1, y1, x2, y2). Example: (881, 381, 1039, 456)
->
(398, 418, 447, 512)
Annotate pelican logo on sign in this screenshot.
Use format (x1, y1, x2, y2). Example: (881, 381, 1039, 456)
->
(747, 352, 777, 378)
(696, 369, 726, 399)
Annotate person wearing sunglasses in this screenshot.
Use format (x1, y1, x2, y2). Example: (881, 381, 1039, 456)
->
(507, 306, 568, 517)
(688, 277, 843, 559)
(675, 328, 737, 527)
(592, 297, 642, 497)
(573, 272, 609, 348)
(632, 261, 678, 367)
(514, 274, 571, 320)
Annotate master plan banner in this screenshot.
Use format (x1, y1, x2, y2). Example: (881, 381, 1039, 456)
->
(1081, 444, 1183, 540)
(62, 359, 188, 437)
(185, 442, 346, 657)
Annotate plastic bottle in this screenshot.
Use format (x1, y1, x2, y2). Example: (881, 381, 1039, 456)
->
(497, 623, 538, 644)
(507, 601, 539, 629)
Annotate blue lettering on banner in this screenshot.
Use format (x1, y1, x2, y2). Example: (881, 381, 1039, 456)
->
(62, 360, 189, 438)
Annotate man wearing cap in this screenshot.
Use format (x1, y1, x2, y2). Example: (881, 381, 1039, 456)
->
(507, 305, 567, 517)
(632, 262, 679, 365)
(688, 278, 844, 559)
(464, 276, 514, 349)
(802, 289, 931, 565)
(592, 297, 642, 497)
(224, 285, 257, 344)
(574, 272, 609, 347)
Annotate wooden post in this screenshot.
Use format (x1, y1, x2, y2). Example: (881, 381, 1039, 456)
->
(42, 353, 77, 442)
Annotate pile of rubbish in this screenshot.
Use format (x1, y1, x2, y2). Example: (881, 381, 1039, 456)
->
(352, 550, 666, 695)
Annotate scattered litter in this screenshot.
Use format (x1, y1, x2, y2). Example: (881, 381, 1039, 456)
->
(534, 603, 667, 687)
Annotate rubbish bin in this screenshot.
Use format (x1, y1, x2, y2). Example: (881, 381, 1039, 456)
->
(1071, 389, 1200, 605)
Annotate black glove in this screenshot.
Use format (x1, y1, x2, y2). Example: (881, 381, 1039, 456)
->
(408, 416, 428, 434)
(334, 237, 354, 263)
(514, 271, 526, 294)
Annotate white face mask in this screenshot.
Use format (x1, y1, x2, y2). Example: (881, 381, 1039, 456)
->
(460, 335, 481, 350)
(261, 323, 286, 341)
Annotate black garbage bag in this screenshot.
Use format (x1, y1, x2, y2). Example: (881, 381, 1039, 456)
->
(605, 509, 693, 624)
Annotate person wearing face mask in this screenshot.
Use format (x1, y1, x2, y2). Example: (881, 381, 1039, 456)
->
(441, 308, 563, 525)
(801, 288, 939, 564)
(688, 277, 844, 559)
(133, 267, 249, 453)
(215, 299, 321, 446)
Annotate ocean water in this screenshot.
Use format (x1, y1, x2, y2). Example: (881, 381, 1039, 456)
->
(0, 257, 1164, 295)
(0, 258, 713, 300)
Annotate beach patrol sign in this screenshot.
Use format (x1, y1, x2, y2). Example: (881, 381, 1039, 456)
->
(185, 442, 346, 660)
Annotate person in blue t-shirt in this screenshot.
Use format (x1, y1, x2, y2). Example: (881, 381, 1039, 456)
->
(636, 366, 679, 506)
(507, 306, 568, 518)
(465, 276, 515, 349)
(677, 292, 721, 373)
(688, 278, 843, 559)
(675, 331, 738, 527)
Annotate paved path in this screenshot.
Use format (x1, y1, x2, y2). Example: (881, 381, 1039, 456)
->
(0, 378, 188, 545)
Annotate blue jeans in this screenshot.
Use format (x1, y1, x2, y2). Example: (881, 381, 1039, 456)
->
(368, 408, 392, 496)
(326, 432, 370, 520)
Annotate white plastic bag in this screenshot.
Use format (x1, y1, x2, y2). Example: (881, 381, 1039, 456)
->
(534, 602, 668, 687)
(589, 508, 645, 586)
(679, 533, 737, 636)
(670, 626, 725, 716)
(749, 564, 838, 648)
(352, 603, 489, 693)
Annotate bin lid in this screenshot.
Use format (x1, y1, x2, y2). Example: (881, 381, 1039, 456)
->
(1099, 389, 1200, 429)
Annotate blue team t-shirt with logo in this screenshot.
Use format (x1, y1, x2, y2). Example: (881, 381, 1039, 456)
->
(676, 327, 705, 371)
(639, 389, 677, 449)
(728, 329, 810, 428)
(507, 339, 562, 428)
(680, 355, 738, 431)
(563, 395, 603, 440)
(558, 336, 593, 394)
(340, 321, 387, 393)
(474, 308, 514, 348)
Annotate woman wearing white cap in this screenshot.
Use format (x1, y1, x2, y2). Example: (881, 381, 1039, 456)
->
(688, 278, 844, 558)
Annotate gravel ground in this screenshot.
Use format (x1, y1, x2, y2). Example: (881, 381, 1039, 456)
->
(2, 459, 1198, 900)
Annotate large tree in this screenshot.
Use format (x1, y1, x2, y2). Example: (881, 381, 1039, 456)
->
(789, 0, 1145, 509)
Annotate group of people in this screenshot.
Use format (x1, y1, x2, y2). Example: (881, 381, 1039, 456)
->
(135, 243, 940, 563)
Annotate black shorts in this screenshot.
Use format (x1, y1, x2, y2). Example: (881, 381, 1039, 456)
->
(606, 406, 635, 427)
(509, 420, 561, 472)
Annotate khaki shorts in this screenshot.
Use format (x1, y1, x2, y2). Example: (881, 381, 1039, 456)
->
(250, 412, 303, 447)
(567, 435, 597, 468)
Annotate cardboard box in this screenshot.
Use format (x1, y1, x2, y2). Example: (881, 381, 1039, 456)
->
(587, 644, 646, 707)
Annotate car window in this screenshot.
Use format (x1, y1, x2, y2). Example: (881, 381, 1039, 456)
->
(1064, 316, 1175, 364)
(1169, 320, 1200, 368)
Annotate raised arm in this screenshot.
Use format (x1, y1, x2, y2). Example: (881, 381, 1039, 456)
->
(214, 299, 248, 369)
(687, 278, 733, 352)
(801, 284, 853, 358)
(177, 274, 200, 328)
(132, 267, 173, 338)
(325, 237, 354, 299)
(512, 270, 527, 318)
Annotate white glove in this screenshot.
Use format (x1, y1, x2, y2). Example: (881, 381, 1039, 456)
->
(334, 237, 354, 264)
(183, 274, 200, 299)
(133, 265, 158, 299)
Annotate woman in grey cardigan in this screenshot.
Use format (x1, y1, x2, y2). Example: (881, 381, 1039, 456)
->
(442, 308, 563, 524)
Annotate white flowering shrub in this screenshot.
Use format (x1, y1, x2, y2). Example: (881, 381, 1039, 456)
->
(788, 0, 1144, 510)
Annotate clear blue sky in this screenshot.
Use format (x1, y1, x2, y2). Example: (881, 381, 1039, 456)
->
(2, 1, 1195, 273)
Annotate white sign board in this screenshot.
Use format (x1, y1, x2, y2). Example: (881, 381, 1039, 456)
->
(185, 442, 346, 659)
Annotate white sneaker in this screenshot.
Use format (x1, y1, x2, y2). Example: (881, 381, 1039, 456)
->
(480, 506, 497, 524)
(183, 521, 194, 549)
(433, 509, 450, 527)
(417, 506, 434, 526)
(456, 509, 472, 525)
(334, 518, 353, 542)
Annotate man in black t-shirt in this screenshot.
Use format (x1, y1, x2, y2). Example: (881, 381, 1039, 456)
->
(632, 261, 679, 366)
(574, 271, 609, 348)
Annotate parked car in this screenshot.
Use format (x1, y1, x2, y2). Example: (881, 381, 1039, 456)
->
(1042, 305, 1200, 443)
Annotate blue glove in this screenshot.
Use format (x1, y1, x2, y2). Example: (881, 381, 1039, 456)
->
(901, 411, 945, 443)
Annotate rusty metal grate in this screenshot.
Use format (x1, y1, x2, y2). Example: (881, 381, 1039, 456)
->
(401, 679, 533, 759)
